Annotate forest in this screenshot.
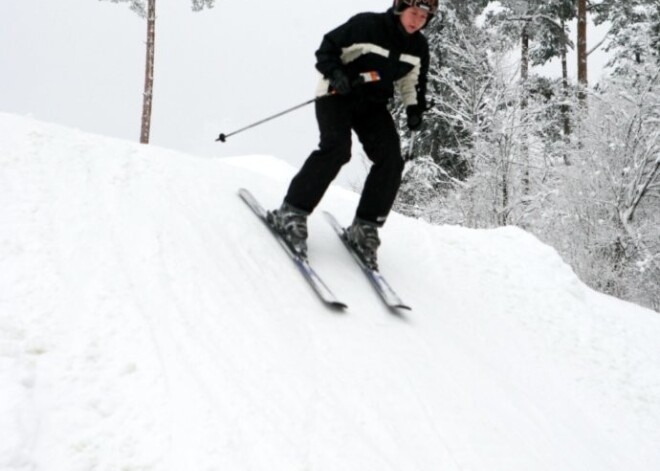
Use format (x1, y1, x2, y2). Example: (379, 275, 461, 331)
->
(394, 0, 660, 311)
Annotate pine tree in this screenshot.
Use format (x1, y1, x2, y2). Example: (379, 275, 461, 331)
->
(531, 0, 576, 161)
(592, 0, 658, 72)
(103, 0, 215, 143)
(577, 0, 587, 98)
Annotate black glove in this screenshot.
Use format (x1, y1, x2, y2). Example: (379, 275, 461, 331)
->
(406, 105, 423, 130)
(328, 68, 352, 95)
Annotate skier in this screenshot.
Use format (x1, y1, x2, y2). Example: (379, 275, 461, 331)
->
(268, 0, 436, 269)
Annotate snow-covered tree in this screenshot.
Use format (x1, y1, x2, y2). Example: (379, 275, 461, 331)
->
(397, 1, 566, 225)
(391, 0, 659, 311)
(592, 0, 659, 73)
(539, 63, 660, 311)
(395, 2, 491, 214)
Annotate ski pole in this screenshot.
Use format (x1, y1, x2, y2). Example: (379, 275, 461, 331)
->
(216, 97, 319, 142)
(216, 71, 380, 143)
(403, 99, 434, 161)
(405, 131, 418, 161)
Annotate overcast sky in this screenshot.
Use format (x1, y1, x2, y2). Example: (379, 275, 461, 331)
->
(1, 0, 610, 187)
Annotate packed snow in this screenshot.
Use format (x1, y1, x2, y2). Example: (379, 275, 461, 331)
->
(1, 112, 660, 471)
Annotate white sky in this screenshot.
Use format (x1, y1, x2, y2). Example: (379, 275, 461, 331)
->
(0, 0, 610, 186)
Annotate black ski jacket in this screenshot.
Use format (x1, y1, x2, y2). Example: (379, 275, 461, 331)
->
(314, 8, 429, 109)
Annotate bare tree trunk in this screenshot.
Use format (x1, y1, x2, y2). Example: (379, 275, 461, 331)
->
(140, 0, 156, 144)
(577, 0, 588, 102)
(520, 23, 530, 201)
(561, 18, 571, 165)
(520, 25, 529, 86)
(501, 169, 509, 226)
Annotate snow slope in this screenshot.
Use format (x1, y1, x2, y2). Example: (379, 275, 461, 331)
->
(1, 112, 660, 471)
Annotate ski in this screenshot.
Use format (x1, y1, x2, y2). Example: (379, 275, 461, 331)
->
(323, 211, 412, 311)
(238, 189, 347, 310)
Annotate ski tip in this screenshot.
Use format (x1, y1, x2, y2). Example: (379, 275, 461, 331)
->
(385, 304, 413, 320)
(329, 301, 349, 311)
(392, 304, 412, 312)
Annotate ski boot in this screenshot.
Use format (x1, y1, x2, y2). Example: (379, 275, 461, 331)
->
(345, 218, 381, 270)
(267, 202, 309, 256)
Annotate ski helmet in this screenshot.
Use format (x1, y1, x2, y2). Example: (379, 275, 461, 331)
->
(393, 0, 438, 16)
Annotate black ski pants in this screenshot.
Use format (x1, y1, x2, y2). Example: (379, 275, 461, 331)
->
(284, 95, 404, 226)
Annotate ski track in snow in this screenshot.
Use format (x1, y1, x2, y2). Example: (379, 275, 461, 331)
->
(1, 112, 660, 471)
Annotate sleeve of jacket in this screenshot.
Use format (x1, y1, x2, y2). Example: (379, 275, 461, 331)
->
(396, 37, 430, 109)
(416, 41, 430, 109)
(315, 14, 366, 78)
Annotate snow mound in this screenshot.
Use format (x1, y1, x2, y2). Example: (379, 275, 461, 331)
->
(1, 112, 660, 471)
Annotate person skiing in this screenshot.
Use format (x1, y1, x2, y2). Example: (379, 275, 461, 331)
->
(269, 0, 436, 269)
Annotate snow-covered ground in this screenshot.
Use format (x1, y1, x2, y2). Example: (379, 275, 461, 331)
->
(1, 112, 660, 471)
